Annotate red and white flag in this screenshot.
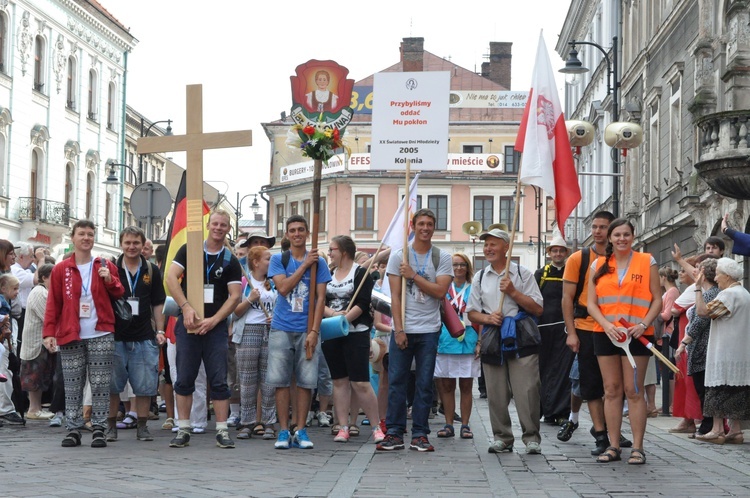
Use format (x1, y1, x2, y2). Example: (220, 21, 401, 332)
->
(515, 32, 580, 238)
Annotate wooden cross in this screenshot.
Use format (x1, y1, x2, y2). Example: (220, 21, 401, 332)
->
(138, 84, 252, 320)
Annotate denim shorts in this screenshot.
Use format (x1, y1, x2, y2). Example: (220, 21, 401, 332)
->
(266, 329, 319, 389)
(110, 338, 160, 396)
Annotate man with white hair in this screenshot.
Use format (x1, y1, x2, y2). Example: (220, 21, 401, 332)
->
(11, 242, 36, 354)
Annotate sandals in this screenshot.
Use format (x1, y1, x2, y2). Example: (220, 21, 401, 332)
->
(349, 425, 360, 437)
(725, 432, 744, 444)
(252, 424, 265, 436)
(330, 424, 341, 435)
(437, 424, 455, 438)
(61, 431, 82, 447)
(696, 430, 726, 444)
(91, 429, 107, 448)
(628, 448, 646, 465)
(117, 414, 137, 430)
(236, 427, 251, 439)
(596, 446, 622, 463)
(460, 425, 473, 439)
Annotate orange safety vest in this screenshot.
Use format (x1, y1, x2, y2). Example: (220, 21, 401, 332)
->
(592, 251, 654, 334)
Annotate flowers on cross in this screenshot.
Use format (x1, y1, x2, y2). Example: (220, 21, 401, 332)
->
(286, 114, 347, 163)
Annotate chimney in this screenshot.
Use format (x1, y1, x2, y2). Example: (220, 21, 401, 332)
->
(488, 42, 512, 89)
(481, 62, 490, 79)
(400, 37, 424, 72)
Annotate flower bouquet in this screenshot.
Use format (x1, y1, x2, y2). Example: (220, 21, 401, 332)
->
(286, 115, 347, 164)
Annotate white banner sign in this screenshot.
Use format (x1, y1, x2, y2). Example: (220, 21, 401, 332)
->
(449, 90, 529, 108)
(370, 72, 450, 170)
(279, 152, 505, 183)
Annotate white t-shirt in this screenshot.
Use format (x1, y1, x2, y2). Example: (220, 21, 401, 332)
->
(77, 262, 107, 340)
(243, 275, 277, 325)
(326, 264, 368, 333)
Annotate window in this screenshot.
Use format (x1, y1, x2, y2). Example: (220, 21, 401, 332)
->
(105, 192, 112, 229)
(85, 172, 94, 219)
(428, 195, 448, 231)
(66, 57, 76, 109)
(87, 69, 97, 120)
(290, 201, 299, 216)
(473, 196, 493, 230)
(320, 197, 327, 232)
(669, 78, 681, 185)
(504, 146, 520, 173)
(65, 163, 73, 207)
(499, 196, 518, 229)
(302, 199, 310, 223)
(355, 195, 375, 230)
(546, 197, 556, 231)
(123, 200, 131, 228)
(401, 194, 423, 209)
(649, 101, 659, 197)
(107, 82, 116, 129)
(463, 145, 482, 153)
(0, 14, 5, 73)
(275, 204, 284, 237)
(33, 36, 45, 91)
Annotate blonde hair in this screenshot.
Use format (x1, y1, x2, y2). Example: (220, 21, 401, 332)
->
(0, 273, 19, 293)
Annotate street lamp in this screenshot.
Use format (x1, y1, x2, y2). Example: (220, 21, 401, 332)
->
(103, 161, 138, 194)
(559, 37, 621, 217)
(235, 192, 262, 240)
(139, 118, 172, 184)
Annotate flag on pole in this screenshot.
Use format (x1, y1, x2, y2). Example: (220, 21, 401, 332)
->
(163, 170, 211, 295)
(515, 31, 580, 238)
(379, 174, 419, 296)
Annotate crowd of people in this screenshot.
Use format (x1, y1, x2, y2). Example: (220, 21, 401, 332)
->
(0, 207, 747, 462)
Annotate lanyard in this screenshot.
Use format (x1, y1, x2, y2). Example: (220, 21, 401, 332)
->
(410, 247, 431, 277)
(80, 260, 94, 296)
(204, 243, 224, 283)
(450, 282, 468, 310)
(125, 262, 141, 296)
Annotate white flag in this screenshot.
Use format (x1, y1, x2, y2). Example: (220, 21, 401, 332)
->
(380, 174, 419, 296)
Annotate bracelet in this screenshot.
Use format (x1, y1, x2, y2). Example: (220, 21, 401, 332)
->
(639, 322, 648, 329)
(695, 289, 702, 292)
(156, 330, 165, 335)
(681, 340, 690, 346)
(310, 329, 319, 334)
(180, 302, 189, 308)
(396, 330, 405, 335)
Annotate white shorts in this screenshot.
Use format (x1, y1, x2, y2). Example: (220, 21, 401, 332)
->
(434, 354, 480, 379)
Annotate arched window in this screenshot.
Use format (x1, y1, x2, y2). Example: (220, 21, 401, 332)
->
(33, 36, 45, 92)
(105, 191, 111, 228)
(87, 69, 97, 120)
(65, 162, 73, 207)
(66, 57, 76, 109)
(85, 171, 94, 219)
(107, 82, 115, 129)
(0, 13, 6, 73)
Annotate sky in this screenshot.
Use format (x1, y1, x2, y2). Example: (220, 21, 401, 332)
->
(104, 0, 572, 220)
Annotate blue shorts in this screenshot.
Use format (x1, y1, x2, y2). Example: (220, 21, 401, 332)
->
(266, 329, 320, 389)
(110, 339, 160, 396)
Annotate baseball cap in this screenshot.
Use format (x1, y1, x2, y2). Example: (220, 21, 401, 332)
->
(479, 228, 510, 243)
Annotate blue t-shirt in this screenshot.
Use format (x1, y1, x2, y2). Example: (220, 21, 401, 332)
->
(268, 252, 332, 333)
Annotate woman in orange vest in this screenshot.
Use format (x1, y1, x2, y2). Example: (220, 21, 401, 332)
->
(587, 219, 661, 465)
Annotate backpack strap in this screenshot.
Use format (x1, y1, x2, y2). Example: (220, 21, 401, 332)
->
(573, 247, 591, 318)
(431, 246, 441, 270)
(281, 250, 291, 270)
(539, 264, 551, 291)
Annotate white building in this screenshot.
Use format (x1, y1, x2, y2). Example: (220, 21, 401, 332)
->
(0, 0, 135, 256)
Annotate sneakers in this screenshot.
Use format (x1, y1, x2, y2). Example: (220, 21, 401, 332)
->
(105, 425, 118, 442)
(293, 428, 314, 449)
(137, 425, 154, 441)
(191, 427, 206, 434)
(376, 433, 405, 451)
(334, 427, 350, 442)
(379, 418, 386, 434)
(488, 440, 513, 453)
(227, 414, 240, 428)
(275, 429, 291, 449)
(316, 411, 332, 427)
(0, 373, 6, 382)
(525, 442, 542, 454)
(410, 436, 435, 452)
(557, 421, 579, 442)
(215, 429, 235, 448)
(49, 414, 64, 428)
(0, 412, 26, 425)
(372, 427, 386, 444)
(169, 429, 191, 448)
(26, 410, 54, 420)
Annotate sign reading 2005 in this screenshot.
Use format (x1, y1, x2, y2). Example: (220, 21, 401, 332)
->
(370, 72, 450, 170)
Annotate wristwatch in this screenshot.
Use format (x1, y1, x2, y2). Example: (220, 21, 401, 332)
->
(156, 330, 165, 335)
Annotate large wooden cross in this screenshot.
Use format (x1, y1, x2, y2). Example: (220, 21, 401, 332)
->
(138, 84, 252, 321)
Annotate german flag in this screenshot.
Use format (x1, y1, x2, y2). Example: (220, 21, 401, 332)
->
(163, 170, 211, 295)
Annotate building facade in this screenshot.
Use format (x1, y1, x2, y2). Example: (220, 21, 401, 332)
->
(262, 38, 555, 271)
(558, 0, 750, 269)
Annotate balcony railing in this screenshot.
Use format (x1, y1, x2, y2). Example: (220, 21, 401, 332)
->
(694, 110, 750, 199)
(17, 197, 70, 226)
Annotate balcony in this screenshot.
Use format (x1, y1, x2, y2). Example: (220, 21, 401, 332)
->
(17, 197, 70, 227)
(694, 110, 750, 199)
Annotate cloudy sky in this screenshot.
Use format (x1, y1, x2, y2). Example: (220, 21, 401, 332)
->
(105, 0, 571, 217)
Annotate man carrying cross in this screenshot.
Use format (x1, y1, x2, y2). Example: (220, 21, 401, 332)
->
(166, 209, 243, 449)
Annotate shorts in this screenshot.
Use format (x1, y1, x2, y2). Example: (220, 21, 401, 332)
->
(593, 333, 653, 357)
(321, 331, 371, 382)
(161, 343, 172, 385)
(576, 329, 604, 401)
(20, 348, 55, 392)
(110, 339, 160, 396)
(317, 353, 333, 396)
(266, 329, 320, 389)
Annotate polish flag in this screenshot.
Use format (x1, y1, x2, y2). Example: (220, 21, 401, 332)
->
(515, 32, 580, 238)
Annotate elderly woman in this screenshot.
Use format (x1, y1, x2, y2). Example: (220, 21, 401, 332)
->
(693, 257, 750, 444)
(675, 258, 719, 437)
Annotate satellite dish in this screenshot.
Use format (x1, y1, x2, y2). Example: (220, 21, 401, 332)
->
(487, 223, 508, 232)
(462, 221, 482, 236)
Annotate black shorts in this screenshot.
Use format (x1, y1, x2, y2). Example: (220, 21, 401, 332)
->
(321, 330, 371, 382)
(593, 333, 654, 357)
(577, 329, 604, 401)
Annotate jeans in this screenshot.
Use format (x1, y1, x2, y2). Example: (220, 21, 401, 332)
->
(386, 331, 439, 438)
(110, 339, 160, 396)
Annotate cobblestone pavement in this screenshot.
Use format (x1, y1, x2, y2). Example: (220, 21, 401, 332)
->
(2, 386, 749, 497)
